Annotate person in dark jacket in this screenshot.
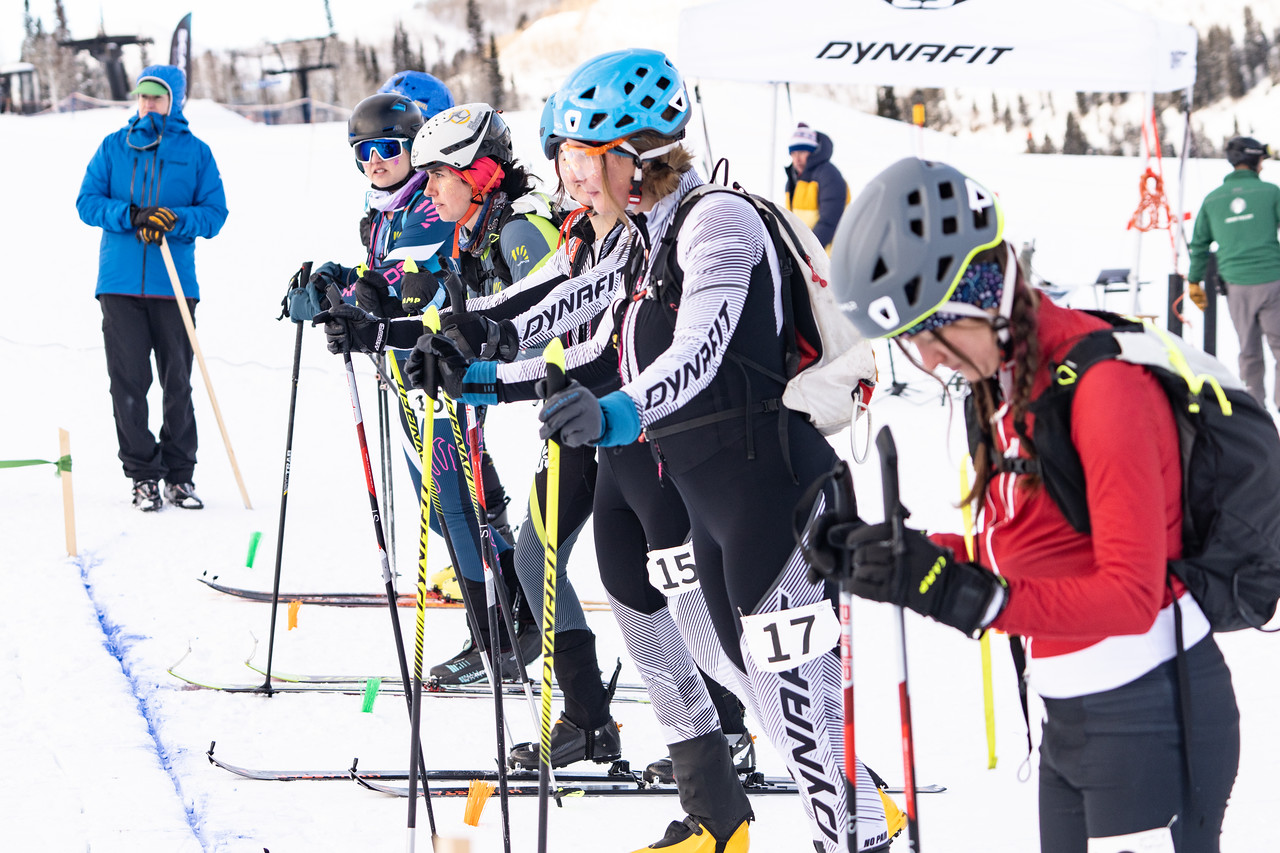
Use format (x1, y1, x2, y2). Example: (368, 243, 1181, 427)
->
(76, 64, 228, 511)
(784, 122, 849, 250)
(1187, 136, 1280, 409)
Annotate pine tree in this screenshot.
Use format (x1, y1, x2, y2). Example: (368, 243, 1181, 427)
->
(1062, 111, 1089, 155)
(486, 34, 503, 108)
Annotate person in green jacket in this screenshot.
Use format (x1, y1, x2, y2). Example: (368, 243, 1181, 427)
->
(1188, 136, 1280, 409)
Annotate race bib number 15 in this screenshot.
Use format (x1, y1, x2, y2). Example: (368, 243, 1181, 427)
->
(646, 543, 699, 596)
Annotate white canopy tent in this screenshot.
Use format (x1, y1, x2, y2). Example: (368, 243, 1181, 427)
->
(677, 0, 1199, 310)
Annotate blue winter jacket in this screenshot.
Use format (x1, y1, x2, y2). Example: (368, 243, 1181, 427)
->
(76, 65, 228, 301)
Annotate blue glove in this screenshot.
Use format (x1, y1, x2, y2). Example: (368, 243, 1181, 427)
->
(538, 386, 640, 447)
(458, 360, 499, 406)
(284, 263, 321, 322)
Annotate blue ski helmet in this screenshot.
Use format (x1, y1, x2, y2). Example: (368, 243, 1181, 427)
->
(539, 93, 561, 160)
(830, 158, 1005, 340)
(551, 48, 690, 144)
(378, 71, 455, 120)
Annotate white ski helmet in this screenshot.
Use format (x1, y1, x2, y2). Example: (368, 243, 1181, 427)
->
(411, 102, 513, 172)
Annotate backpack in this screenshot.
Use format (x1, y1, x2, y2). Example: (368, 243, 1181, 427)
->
(1014, 312, 1280, 632)
(649, 180, 876, 436)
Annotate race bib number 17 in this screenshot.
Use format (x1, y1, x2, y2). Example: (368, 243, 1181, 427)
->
(740, 601, 840, 673)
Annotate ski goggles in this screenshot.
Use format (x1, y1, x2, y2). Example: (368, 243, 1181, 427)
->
(354, 137, 407, 162)
(558, 138, 631, 179)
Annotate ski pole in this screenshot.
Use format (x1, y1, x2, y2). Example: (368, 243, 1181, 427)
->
(407, 308, 442, 852)
(260, 262, 311, 693)
(876, 426, 921, 851)
(960, 458, 997, 769)
(537, 339, 567, 853)
(158, 237, 252, 508)
(323, 286, 434, 808)
(822, 459, 859, 853)
(378, 353, 398, 579)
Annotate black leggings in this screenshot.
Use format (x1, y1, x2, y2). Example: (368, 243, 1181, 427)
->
(1038, 636, 1239, 853)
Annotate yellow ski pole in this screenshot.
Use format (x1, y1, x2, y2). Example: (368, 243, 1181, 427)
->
(960, 457, 997, 769)
(537, 338, 566, 853)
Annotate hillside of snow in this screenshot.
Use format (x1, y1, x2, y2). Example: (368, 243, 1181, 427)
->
(2, 30, 1279, 853)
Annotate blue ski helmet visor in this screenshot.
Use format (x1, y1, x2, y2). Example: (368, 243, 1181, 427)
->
(354, 138, 407, 162)
(830, 158, 1005, 340)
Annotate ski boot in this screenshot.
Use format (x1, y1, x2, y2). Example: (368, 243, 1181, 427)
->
(428, 622, 541, 685)
(163, 480, 203, 509)
(643, 732, 756, 785)
(636, 730, 754, 852)
(634, 814, 749, 853)
(429, 564, 461, 601)
(508, 713, 622, 769)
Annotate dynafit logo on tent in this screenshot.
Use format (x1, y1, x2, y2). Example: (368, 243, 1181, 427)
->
(882, 0, 969, 8)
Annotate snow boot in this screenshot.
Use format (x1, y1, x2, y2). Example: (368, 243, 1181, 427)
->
(635, 729, 754, 852)
(644, 731, 756, 786)
(163, 480, 203, 509)
(508, 630, 618, 768)
(132, 479, 162, 512)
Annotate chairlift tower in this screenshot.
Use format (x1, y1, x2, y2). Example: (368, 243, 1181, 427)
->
(59, 34, 154, 101)
(261, 36, 336, 123)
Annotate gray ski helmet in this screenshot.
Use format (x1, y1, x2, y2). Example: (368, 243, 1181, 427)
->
(830, 158, 1004, 340)
(1226, 136, 1269, 167)
(411, 103, 513, 172)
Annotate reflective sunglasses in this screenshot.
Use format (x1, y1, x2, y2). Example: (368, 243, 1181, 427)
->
(354, 137, 407, 162)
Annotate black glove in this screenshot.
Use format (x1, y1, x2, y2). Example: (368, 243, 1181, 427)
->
(398, 267, 439, 316)
(844, 523, 1007, 637)
(354, 269, 408, 319)
(426, 334, 474, 399)
(441, 312, 520, 362)
(536, 379, 604, 447)
(312, 302, 392, 355)
(130, 205, 177, 231)
(358, 209, 375, 251)
(405, 334, 438, 395)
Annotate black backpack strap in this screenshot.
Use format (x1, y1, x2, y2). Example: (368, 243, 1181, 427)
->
(1170, 575, 1199, 805)
(1007, 636, 1034, 776)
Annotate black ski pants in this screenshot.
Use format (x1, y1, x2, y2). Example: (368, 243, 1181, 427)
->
(1038, 636, 1239, 853)
(100, 294, 197, 483)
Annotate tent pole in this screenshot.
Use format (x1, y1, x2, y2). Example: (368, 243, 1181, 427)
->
(769, 82, 779, 201)
(1131, 90, 1152, 315)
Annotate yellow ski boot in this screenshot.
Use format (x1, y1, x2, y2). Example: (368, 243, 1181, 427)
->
(632, 815, 749, 853)
(429, 564, 460, 601)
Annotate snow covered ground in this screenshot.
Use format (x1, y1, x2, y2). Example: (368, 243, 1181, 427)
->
(1, 86, 1279, 852)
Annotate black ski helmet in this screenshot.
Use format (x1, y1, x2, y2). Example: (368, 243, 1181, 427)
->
(348, 93, 423, 171)
(1226, 136, 1269, 168)
(830, 157, 1004, 339)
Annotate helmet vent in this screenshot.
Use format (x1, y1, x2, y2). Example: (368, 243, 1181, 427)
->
(872, 257, 889, 281)
(907, 190, 921, 206)
(936, 256, 952, 282)
(904, 276, 922, 306)
(641, 95, 655, 108)
(589, 112, 609, 130)
(624, 82, 636, 95)
(938, 181, 954, 200)
(581, 86, 597, 100)
(972, 207, 990, 230)
(660, 105, 681, 122)
(942, 216, 957, 235)
(656, 76, 671, 90)
(637, 67, 649, 78)
(616, 115, 635, 129)
(909, 219, 924, 237)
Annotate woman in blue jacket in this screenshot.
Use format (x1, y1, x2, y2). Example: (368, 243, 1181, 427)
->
(76, 65, 228, 511)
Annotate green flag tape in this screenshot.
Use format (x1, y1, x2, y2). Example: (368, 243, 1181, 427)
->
(245, 531, 262, 567)
(0, 455, 72, 476)
(361, 677, 382, 712)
